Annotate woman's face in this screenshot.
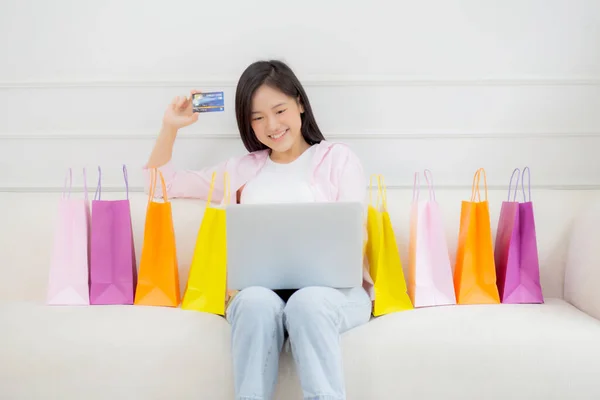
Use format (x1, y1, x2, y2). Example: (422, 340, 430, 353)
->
(250, 84, 307, 158)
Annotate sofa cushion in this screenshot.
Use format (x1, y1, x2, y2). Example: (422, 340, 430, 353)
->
(2, 298, 600, 399)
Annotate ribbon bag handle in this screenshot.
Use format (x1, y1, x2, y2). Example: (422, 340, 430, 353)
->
(424, 169, 435, 201)
(507, 168, 520, 202)
(147, 168, 169, 207)
(521, 166, 532, 202)
(369, 174, 384, 210)
(123, 164, 129, 200)
(63, 167, 89, 201)
(94, 165, 129, 201)
(206, 171, 231, 208)
(206, 172, 217, 207)
(63, 168, 73, 199)
(222, 172, 231, 205)
(94, 166, 102, 201)
(377, 175, 388, 212)
(368, 174, 386, 210)
(82, 167, 88, 202)
(470, 168, 488, 202)
(413, 170, 436, 202)
(412, 172, 420, 203)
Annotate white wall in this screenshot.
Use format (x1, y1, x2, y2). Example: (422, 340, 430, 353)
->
(1, 0, 600, 300)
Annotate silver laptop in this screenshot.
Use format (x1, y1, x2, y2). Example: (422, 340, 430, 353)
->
(225, 202, 364, 290)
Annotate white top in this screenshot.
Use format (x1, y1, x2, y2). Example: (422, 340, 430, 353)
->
(240, 145, 317, 204)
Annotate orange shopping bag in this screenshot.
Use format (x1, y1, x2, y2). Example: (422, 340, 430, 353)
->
(365, 174, 414, 316)
(134, 169, 180, 307)
(453, 168, 500, 304)
(181, 172, 230, 315)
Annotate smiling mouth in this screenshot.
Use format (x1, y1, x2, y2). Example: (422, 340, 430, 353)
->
(269, 129, 288, 141)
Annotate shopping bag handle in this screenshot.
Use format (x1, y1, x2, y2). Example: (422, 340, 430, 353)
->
(412, 172, 419, 202)
(62, 167, 88, 202)
(147, 168, 169, 205)
(123, 164, 129, 200)
(94, 165, 129, 201)
(223, 172, 231, 205)
(413, 170, 436, 203)
(369, 174, 379, 208)
(521, 166, 531, 202)
(377, 175, 387, 211)
(424, 169, 435, 201)
(94, 167, 101, 200)
(507, 168, 520, 202)
(470, 168, 488, 202)
(206, 171, 231, 208)
(368, 174, 387, 211)
(63, 168, 72, 199)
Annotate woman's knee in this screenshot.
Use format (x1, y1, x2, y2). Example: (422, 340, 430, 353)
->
(226, 286, 285, 325)
(283, 286, 339, 326)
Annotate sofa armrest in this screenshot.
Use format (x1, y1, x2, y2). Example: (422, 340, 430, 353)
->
(564, 202, 600, 321)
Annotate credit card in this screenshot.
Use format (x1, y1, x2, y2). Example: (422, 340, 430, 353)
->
(192, 91, 224, 113)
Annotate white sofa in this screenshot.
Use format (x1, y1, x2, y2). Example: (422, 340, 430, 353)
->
(2, 190, 600, 400)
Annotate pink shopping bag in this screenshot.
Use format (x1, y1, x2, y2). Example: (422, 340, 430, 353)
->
(407, 170, 456, 307)
(89, 165, 137, 305)
(47, 168, 91, 305)
(494, 167, 544, 304)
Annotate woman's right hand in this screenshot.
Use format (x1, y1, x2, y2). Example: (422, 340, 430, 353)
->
(146, 90, 200, 168)
(162, 90, 200, 130)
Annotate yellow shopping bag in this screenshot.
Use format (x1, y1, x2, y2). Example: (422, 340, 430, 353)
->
(365, 174, 414, 316)
(181, 172, 230, 315)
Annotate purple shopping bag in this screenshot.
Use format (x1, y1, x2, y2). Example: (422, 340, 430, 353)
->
(494, 167, 544, 304)
(89, 165, 137, 305)
(47, 168, 91, 305)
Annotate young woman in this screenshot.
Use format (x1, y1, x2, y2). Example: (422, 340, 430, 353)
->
(145, 60, 374, 400)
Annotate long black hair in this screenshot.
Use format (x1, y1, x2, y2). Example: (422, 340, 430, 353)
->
(235, 60, 325, 152)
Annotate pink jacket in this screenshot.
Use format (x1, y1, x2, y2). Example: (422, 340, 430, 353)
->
(147, 140, 375, 298)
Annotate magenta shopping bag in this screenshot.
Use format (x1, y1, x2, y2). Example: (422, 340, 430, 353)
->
(407, 170, 456, 307)
(494, 167, 544, 304)
(89, 165, 137, 305)
(47, 168, 91, 305)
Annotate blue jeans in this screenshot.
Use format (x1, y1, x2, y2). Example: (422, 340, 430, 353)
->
(225, 285, 372, 400)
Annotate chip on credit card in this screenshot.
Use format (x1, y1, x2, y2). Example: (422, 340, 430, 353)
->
(192, 91, 224, 113)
